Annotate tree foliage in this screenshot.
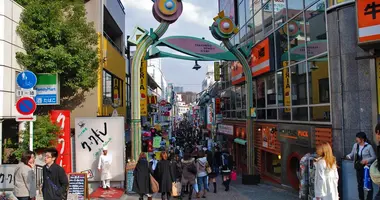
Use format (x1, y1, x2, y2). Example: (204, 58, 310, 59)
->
(16, 0, 99, 98)
(13, 115, 60, 160)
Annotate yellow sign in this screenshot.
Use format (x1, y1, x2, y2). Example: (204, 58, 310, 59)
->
(377, 58, 380, 114)
(214, 62, 220, 81)
(140, 58, 148, 116)
(283, 67, 291, 112)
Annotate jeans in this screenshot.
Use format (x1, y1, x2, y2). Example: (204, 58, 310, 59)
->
(197, 176, 208, 191)
(356, 168, 373, 200)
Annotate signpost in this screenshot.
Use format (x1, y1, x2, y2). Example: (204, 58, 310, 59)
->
(16, 70, 38, 151)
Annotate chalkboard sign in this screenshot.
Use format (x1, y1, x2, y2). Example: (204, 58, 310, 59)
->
(68, 173, 89, 200)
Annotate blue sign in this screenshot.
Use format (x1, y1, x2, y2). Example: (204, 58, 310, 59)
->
(17, 70, 37, 89)
(16, 97, 37, 115)
(35, 94, 57, 105)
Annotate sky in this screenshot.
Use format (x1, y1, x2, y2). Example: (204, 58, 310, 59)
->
(123, 0, 219, 93)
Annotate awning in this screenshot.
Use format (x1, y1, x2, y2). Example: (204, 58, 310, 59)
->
(234, 138, 247, 145)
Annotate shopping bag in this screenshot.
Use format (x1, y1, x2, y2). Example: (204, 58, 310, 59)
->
(230, 170, 237, 181)
(172, 181, 182, 197)
(370, 160, 380, 185)
(193, 178, 199, 193)
(150, 174, 159, 193)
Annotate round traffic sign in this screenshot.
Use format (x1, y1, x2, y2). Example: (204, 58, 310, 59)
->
(16, 70, 37, 89)
(16, 97, 37, 115)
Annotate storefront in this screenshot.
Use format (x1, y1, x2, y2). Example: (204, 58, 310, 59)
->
(216, 124, 234, 150)
(233, 125, 247, 174)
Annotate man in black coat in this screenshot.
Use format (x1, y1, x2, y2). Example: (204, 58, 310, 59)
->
(42, 148, 68, 200)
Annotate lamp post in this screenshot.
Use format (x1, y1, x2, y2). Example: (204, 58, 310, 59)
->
(210, 11, 255, 175)
(129, 0, 183, 161)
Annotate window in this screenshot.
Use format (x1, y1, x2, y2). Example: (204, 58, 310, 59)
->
(257, 78, 266, 108)
(288, 14, 306, 64)
(291, 62, 307, 105)
(264, 152, 281, 178)
(263, 0, 274, 34)
(287, 0, 303, 19)
(274, 0, 287, 28)
(305, 0, 327, 59)
(246, 0, 253, 22)
(308, 54, 329, 104)
(254, 9, 264, 41)
(239, 1, 246, 26)
(102, 70, 123, 106)
(275, 27, 289, 69)
(292, 107, 308, 121)
(310, 105, 330, 121)
(266, 74, 276, 105)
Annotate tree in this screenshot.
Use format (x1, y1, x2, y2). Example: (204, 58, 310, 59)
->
(13, 115, 61, 160)
(16, 0, 99, 111)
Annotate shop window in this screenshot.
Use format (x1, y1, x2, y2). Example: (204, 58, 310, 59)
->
(274, 27, 289, 69)
(254, 9, 264, 42)
(291, 62, 307, 105)
(257, 78, 266, 108)
(274, 0, 287, 28)
(287, 0, 303, 19)
(264, 152, 281, 178)
(102, 70, 123, 106)
(267, 109, 277, 119)
(257, 109, 267, 119)
(310, 105, 330, 122)
(292, 107, 308, 121)
(289, 14, 306, 64)
(278, 108, 291, 120)
(305, 0, 327, 59)
(308, 54, 329, 104)
(263, 0, 274, 34)
(266, 74, 276, 105)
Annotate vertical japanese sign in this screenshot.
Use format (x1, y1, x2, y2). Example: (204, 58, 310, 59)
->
(215, 98, 221, 114)
(49, 110, 72, 173)
(140, 58, 148, 116)
(75, 117, 125, 181)
(357, 0, 380, 44)
(214, 62, 220, 81)
(283, 67, 291, 112)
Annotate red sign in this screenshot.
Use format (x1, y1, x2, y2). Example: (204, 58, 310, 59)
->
(250, 38, 270, 77)
(357, 0, 380, 44)
(215, 98, 221, 114)
(159, 100, 167, 106)
(16, 97, 37, 115)
(49, 110, 72, 173)
(231, 61, 245, 85)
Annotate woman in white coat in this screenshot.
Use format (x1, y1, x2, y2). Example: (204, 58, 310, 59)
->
(314, 142, 339, 200)
(98, 146, 113, 189)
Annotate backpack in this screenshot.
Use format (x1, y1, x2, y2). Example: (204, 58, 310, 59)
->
(222, 154, 229, 166)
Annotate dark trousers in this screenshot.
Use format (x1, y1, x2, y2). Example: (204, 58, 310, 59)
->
(356, 168, 373, 200)
(161, 192, 171, 200)
(16, 197, 31, 200)
(375, 189, 380, 200)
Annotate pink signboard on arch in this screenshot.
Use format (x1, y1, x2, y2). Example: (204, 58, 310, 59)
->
(165, 38, 226, 55)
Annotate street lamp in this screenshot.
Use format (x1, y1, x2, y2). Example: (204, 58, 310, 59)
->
(193, 61, 201, 70)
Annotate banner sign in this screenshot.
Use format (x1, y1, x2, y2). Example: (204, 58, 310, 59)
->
(215, 98, 221, 114)
(75, 117, 125, 181)
(35, 73, 60, 105)
(140, 58, 148, 116)
(356, 0, 380, 45)
(214, 62, 220, 81)
(153, 136, 162, 148)
(231, 61, 245, 85)
(283, 67, 291, 112)
(49, 110, 72, 173)
(250, 38, 271, 77)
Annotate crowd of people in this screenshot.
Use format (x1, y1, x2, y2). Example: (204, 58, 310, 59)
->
(132, 121, 234, 200)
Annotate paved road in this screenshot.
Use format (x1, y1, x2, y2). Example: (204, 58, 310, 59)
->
(121, 179, 298, 200)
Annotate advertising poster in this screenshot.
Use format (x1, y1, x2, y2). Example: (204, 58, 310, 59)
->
(75, 117, 125, 181)
(153, 136, 162, 148)
(49, 110, 72, 173)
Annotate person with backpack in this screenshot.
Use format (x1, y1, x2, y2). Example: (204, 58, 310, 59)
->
(221, 149, 233, 192)
(346, 132, 376, 200)
(181, 153, 197, 200)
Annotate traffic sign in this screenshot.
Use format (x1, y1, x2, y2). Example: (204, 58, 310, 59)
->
(16, 89, 37, 97)
(16, 116, 36, 122)
(16, 70, 37, 89)
(16, 97, 37, 115)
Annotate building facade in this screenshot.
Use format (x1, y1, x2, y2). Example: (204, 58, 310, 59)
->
(71, 0, 127, 127)
(0, 0, 24, 164)
(148, 58, 168, 99)
(217, 0, 380, 191)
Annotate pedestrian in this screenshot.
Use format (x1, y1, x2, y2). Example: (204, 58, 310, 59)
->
(196, 150, 208, 198)
(156, 151, 174, 200)
(149, 154, 158, 172)
(314, 142, 339, 200)
(181, 152, 197, 200)
(13, 151, 36, 200)
(98, 146, 113, 189)
(133, 152, 153, 200)
(346, 132, 376, 200)
(221, 149, 233, 192)
(208, 147, 220, 193)
(42, 148, 68, 200)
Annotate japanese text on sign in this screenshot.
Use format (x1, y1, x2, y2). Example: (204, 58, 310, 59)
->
(357, 0, 380, 44)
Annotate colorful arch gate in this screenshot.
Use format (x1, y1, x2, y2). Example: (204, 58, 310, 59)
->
(129, 1, 255, 174)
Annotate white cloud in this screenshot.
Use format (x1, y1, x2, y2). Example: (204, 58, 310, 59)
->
(124, 0, 214, 28)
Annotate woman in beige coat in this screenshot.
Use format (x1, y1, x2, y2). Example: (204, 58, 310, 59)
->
(13, 151, 36, 200)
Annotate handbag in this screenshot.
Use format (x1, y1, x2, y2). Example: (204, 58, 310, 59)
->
(150, 174, 159, 193)
(206, 162, 212, 174)
(354, 144, 368, 170)
(172, 182, 181, 197)
(230, 170, 237, 181)
(370, 160, 380, 185)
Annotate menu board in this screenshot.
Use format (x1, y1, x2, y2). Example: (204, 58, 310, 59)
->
(68, 173, 88, 200)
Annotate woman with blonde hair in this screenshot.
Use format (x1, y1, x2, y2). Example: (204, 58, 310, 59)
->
(314, 142, 339, 200)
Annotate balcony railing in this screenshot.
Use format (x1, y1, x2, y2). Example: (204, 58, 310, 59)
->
(103, 32, 123, 55)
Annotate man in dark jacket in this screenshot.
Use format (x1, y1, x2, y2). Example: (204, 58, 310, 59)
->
(42, 148, 68, 200)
